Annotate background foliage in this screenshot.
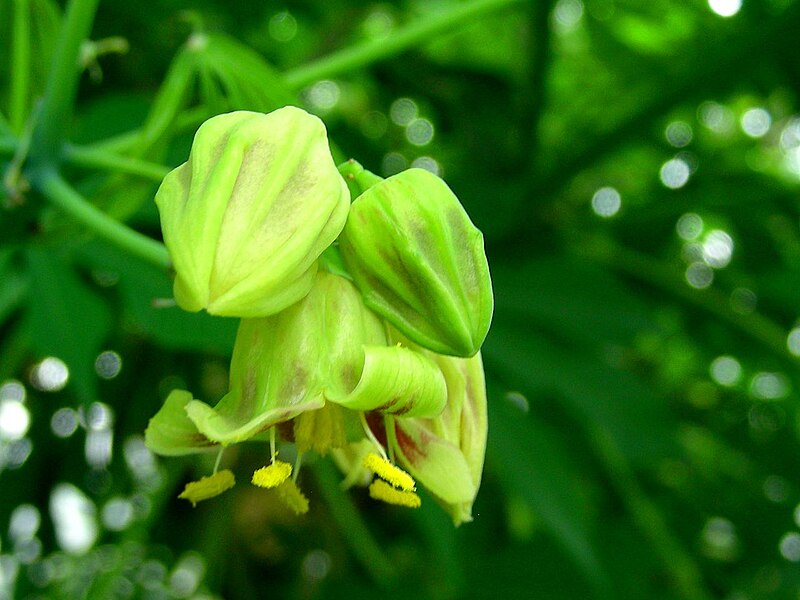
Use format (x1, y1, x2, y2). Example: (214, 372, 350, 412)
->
(3, 0, 800, 598)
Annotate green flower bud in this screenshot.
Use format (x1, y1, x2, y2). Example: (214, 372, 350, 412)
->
(156, 107, 349, 317)
(184, 271, 448, 446)
(388, 351, 488, 526)
(339, 168, 493, 357)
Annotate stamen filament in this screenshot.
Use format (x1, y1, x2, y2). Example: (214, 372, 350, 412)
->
(212, 446, 224, 474)
(359, 412, 388, 460)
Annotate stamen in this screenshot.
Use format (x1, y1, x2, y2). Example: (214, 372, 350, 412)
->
(359, 412, 388, 460)
(369, 479, 421, 508)
(277, 479, 310, 514)
(384, 416, 396, 464)
(212, 446, 224, 474)
(270, 428, 277, 463)
(178, 469, 235, 507)
(293, 451, 303, 483)
(252, 461, 292, 488)
(363, 453, 415, 491)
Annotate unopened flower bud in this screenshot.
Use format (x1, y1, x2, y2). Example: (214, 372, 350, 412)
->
(156, 107, 349, 317)
(339, 168, 492, 357)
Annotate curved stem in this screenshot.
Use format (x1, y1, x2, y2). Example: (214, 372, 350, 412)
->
(30, 0, 100, 165)
(11, 0, 31, 134)
(311, 459, 397, 585)
(64, 144, 171, 181)
(593, 428, 712, 600)
(36, 168, 171, 270)
(580, 238, 796, 365)
(283, 0, 525, 89)
(0, 137, 16, 155)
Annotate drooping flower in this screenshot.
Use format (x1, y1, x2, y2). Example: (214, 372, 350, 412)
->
(144, 271, 449, 509)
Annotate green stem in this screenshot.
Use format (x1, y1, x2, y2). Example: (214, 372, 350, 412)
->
(36, 168, 171, 270)
(311, 459, 396, 585)
(580, 239, 797, 366)
(64, 144, 171, 181)
(83, 105, 210, 155)
(0, 137, 16, 155)
(337, 158, 383, 199)
(283, 0, 524, 89)
(10, 0, 31, 134)
(29, 0, 100, 166)
(592, 428, 712, 600)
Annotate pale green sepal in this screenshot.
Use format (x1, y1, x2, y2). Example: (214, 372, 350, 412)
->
(431, 352, 488, 492)
(330, 345, 447, 418)
(144, 390, 219, 456)
(186, 394, 324, 445)
(386, 348, 488, 525)
(156, 106, 350, 318)
(183, 288, 330, 444)
(388, 417, 476, 506)
(339, 168, 493, 357)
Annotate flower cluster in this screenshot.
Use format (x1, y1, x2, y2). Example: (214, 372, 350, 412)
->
(144, 106, 493, 525)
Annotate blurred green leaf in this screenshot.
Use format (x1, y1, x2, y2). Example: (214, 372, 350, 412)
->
(78, 240, 236, 353)
(25, 245, 112, 403)
(487, 388, 610, 594)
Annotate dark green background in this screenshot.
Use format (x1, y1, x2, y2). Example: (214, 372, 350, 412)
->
(3, 0, 800, 598)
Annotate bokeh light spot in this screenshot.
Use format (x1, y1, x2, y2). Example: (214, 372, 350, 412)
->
(708, 0, 742, 17)
(306, 80, 340, 110)
(686, 262, 713, 289)
(591, 187, 621, 218)
(677, 213, 704, 240)
(359, 111, 387, 139)
(51, 407, 79, 438)
(0, 400, 30, 441)
(95, 351, 122, 380)
(700, 517, 739, 561)
(702, 229, 734, 268)
(780, 532, 800, 562)
(31, 357, 69, 392)
(660, 158, 691, 189)
(410, 156, 441, 175)
(710, 355, 741, 387)
(50, 483, 98, 554)
(390, 98, 418, 126)
(741, 108, 771, 138)
(699, 101, 735, 134)
(554, 0, 584, 29)
(268, 10, 297, 42)
(9, 504, 41, 542)
(406, 118, 434, 146)
(381, 152, 408, 176)
(102, 497, 135, 532)
(750, 372, 790, 400)
(666, 121, 693, 148)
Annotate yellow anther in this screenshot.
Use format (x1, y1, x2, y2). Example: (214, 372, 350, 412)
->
(178, 469, 235, 507)
(252, 461, 292, 488)
(363, 453, 415, 491)
(369, 479, 421, 509)
(277, 479, 310, 515)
